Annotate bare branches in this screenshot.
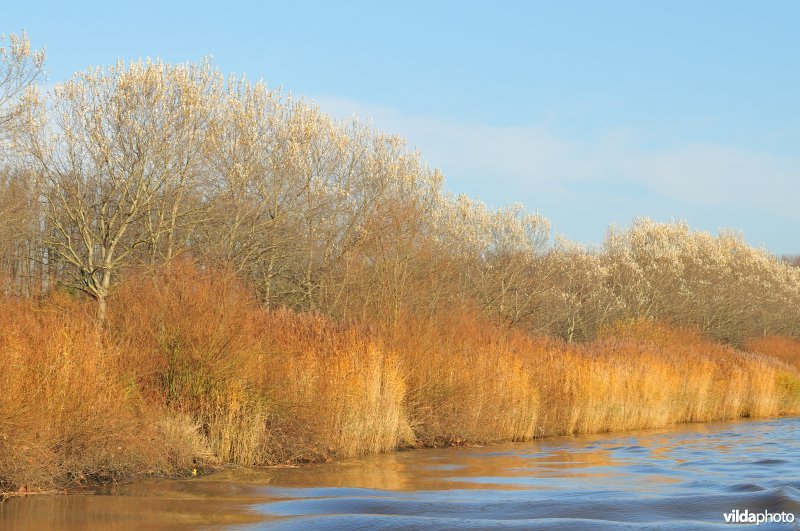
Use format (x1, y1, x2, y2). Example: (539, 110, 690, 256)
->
(25, 59, 221, 320)
(0, 32, 45, 166)
(1, 43, 797, 340)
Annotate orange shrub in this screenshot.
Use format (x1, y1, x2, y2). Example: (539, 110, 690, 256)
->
(0, 295, 190, 492)
(109, 262, 410, 466)
(744, 335, 800, 371)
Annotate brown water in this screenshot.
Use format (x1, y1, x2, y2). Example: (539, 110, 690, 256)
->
(2, 417, 799, 530)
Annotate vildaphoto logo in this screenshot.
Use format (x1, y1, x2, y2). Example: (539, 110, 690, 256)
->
(723, 509, 795, 525)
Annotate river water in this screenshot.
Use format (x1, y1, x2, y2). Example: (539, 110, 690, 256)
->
(2, 417, 799, 530)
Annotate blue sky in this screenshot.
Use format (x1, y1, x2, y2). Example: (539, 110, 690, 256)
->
(5, 1, 799, 254)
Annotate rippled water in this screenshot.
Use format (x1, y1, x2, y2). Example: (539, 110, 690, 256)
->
(2, 418, 799, 530)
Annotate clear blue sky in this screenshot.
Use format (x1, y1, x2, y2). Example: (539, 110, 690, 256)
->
(5, 0, 799, 254)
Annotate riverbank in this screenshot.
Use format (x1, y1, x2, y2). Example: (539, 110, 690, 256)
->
(2, 265, 800, 496)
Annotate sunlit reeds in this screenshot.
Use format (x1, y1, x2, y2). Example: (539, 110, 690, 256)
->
(2, 267, 797, 493)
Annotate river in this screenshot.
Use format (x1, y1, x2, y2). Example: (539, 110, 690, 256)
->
(2, 417, 799, 529)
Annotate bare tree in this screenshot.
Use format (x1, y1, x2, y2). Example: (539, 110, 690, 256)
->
(24, 59, 220, 321)
(0, 32, 45, 295)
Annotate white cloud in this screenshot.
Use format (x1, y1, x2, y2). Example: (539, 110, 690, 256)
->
(626, 145, 799, 217)
(313, 96, 800, 223)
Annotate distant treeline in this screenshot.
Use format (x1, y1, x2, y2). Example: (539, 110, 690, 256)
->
(1, 33, 797, 343)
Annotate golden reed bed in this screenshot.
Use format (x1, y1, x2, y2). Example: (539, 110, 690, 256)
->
(2, 264, 798, 494)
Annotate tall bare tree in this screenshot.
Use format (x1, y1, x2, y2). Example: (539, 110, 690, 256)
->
(23, 59, 220, 321)
(0, 32, 45, 296)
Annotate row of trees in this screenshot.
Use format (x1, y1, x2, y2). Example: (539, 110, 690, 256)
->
(1, 32, 798, 341)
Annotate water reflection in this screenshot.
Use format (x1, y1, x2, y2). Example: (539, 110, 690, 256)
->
(2, 418, 799, 530)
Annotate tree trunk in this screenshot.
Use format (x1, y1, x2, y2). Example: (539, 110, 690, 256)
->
(97, 294, 107, 324)
(96, 269, 112, 325)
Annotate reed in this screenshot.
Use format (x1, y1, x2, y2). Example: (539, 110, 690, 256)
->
(1, 266, 799, 493)
(395, 312, 539, 446)
(530, 320, 799, 437)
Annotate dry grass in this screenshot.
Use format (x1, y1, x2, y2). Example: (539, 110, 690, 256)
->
(1, 265, 799, 493)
